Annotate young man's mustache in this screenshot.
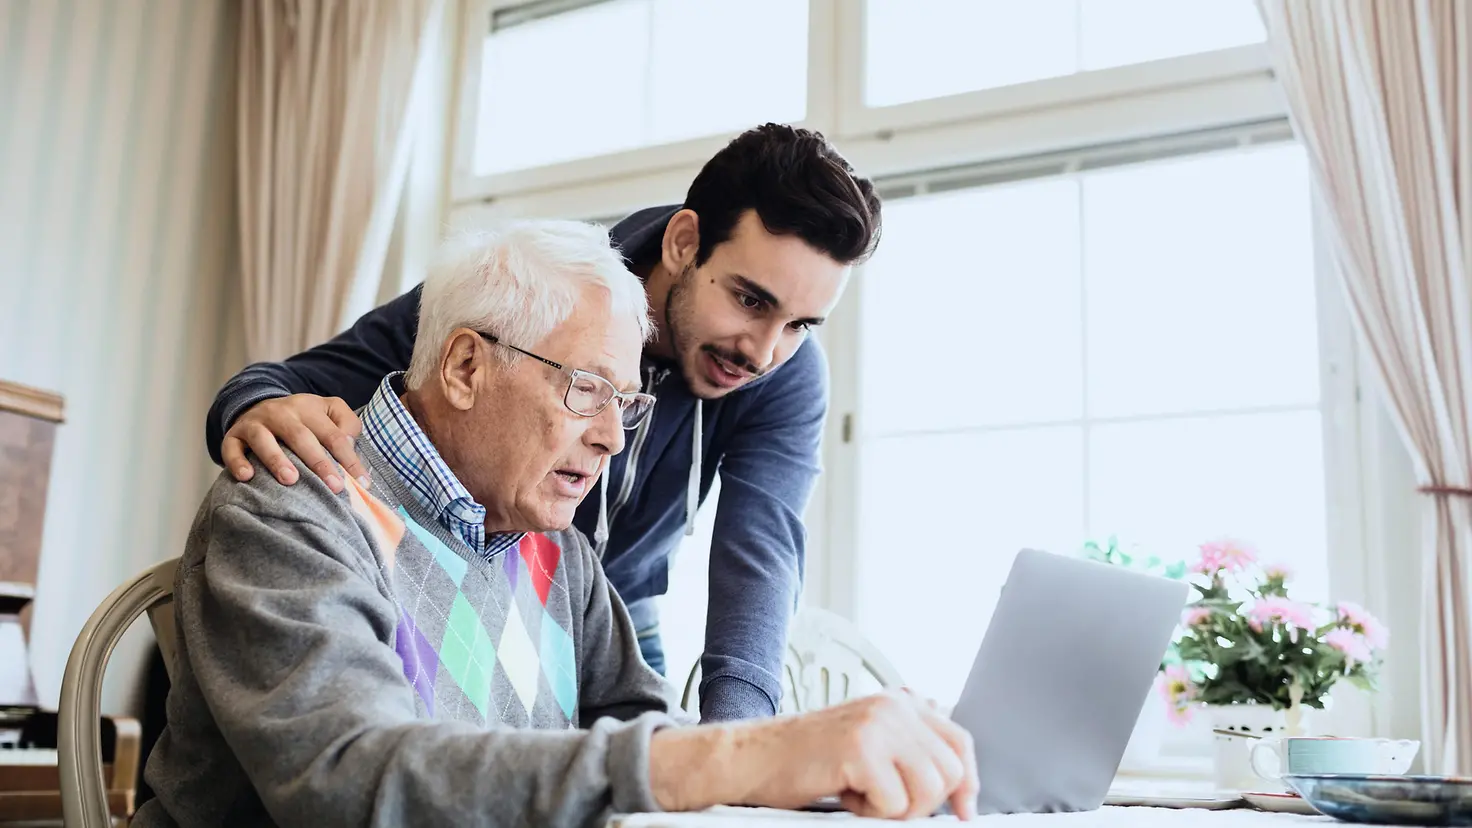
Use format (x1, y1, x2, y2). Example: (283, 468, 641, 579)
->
(702, 344, 765, 377)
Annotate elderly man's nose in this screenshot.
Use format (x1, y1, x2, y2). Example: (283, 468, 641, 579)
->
(587, 404, 626, 455)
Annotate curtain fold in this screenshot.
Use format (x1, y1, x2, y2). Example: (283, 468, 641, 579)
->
(237, 0, 439, 362)
(1256, 0, 1472, 774)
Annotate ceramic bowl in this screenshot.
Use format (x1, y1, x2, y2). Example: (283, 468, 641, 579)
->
(1284, 774, 1472, 825)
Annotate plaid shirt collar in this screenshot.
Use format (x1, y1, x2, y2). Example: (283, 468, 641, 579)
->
(361, 372, 523, 560)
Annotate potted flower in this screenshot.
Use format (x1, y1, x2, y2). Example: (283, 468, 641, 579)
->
(1156, 538, 1388, 785)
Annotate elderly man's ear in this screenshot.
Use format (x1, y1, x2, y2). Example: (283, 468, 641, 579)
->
(439, 330, 490, 411)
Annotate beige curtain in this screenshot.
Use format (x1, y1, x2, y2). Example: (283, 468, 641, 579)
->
(238, 0, 440, 362)
(1256, 0, 1472, 774)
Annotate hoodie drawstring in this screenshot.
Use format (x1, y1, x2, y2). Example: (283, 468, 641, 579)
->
(686, 400, 702, 536)
(596, 393, 703, 556)
(594, 467, 610, 557)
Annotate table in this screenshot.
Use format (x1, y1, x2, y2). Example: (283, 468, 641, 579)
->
(609, 805, 1331, 827)
(0, 711, 140, 825)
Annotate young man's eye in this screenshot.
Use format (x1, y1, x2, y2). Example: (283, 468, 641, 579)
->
(790, 321, 811, 332)
(736, 292, 762, 310)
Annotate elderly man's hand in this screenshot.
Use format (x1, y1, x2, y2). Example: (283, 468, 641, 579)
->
(222, 395, 367, 493)
(651, 689, 979, 820)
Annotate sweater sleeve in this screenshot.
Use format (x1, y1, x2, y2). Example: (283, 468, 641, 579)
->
(699, 337, 827, 722)
(179, 493, 673, 827)
(204, 285, 423, 465)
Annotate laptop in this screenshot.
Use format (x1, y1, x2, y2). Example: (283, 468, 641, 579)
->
(800, 548, 1187, 817)
(951, 548, 1189, 815)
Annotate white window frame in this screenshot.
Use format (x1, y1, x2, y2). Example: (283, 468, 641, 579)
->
(445, 0, 1422, 759)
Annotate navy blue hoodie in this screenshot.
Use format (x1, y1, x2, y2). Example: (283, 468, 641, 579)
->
(205, 206, 828, 722)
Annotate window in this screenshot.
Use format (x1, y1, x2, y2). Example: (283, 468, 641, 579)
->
(849, 141, 1332, 710)
(863, 0, 1266, 107)
(450, 0, 1406, 752)
(472, 0, 808, 175)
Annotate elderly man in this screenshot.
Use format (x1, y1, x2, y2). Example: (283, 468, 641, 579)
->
(136, 221, 977, 827)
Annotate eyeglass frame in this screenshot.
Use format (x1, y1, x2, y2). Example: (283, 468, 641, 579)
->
(475, 331, 656, 429)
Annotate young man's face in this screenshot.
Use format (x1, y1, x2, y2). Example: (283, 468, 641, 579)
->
(661, 210, 850, 399)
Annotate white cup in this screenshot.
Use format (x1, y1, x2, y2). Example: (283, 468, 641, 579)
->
(1249, 737, 1420, 783)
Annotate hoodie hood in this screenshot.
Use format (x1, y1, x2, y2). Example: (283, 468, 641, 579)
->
(592, 205, 791, 554)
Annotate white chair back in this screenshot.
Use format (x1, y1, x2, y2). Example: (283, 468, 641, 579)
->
(58, 557, 179, 828)
(681, 606, 904, 714)
(781, 606, 904, 712)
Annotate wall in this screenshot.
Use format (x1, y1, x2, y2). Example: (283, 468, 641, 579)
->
(0, 0, 241, 713)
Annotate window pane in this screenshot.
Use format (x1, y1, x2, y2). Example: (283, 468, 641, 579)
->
(864, 0, 1076, 107)
(1084, 144, 1320, 418)
(1088, 411, 1330, 603)
(476, 2, 649, 174)
(647, 0, 807, 146)
(859, 179, 1082, 436)
(476, 0, 807, 175)
(659, 479, 718, 690)
(864, 0, 1264, 107)
(1080, 0, 1266, 71)
(854, 427, 1085, 705)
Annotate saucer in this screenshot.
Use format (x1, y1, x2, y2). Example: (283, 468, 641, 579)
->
(1285, 774, 1472, 825)
(1241, 791, 1321, 816)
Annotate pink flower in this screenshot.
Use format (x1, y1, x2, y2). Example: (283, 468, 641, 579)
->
(1324, 628, 1374, 665)
(1181, 607, 1213, 627)
(1263, 563, 1293, 581)
(1158, 665, 1196, 726)
(1194, 538, 1258, 575)
(1247, 596, 1317, 633)
(1165, 702, 1194, 727)
(1337, 601, 1389, 649)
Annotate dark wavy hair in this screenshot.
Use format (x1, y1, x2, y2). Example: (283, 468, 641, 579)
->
(683, 123, 882, 267)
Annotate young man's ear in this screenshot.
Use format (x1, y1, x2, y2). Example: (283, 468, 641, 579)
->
(661, 209, 701, 275)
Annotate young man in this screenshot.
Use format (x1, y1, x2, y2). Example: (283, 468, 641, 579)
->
(205, 123, 882, 722)
(143, 222, 975, 827)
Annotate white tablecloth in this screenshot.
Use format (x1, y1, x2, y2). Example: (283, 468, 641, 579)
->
(609, 805, 1331, 827)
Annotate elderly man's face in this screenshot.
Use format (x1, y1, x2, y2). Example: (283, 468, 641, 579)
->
(457, 287, 643, 534)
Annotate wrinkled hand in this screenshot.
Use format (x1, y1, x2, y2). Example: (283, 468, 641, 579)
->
(737, 689, 978, 820)
(221, 395, 366, 493)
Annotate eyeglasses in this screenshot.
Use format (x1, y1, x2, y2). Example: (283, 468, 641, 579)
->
(477, 332, 656, 429)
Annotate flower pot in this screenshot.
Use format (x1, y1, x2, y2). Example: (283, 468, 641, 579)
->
(1207, 702, 1312, 793)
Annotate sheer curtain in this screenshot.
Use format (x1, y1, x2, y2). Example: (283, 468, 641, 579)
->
(237, 0, 442, 362)
(1257, 0, 1472, 774)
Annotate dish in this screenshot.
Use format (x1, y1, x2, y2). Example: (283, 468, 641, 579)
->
(1285, 774, 1472, 825)
(1242, 791, 1322, 816)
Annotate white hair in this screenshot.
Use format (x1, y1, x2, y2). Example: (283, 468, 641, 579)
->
(405, 220, 652, 390)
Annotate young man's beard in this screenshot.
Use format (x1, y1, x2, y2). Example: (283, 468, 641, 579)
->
(661, 266, 696, 370)
(663, 264, 763, 398)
